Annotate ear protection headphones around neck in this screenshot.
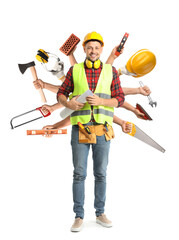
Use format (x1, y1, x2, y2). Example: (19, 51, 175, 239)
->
(85, 58, 101, 69)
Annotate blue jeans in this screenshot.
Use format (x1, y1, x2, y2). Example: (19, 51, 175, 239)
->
(71, 124, 111, 219)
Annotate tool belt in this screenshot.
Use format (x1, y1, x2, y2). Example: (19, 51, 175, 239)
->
(79, 124, 115, 144)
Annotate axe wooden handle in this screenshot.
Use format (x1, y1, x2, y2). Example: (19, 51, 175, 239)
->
(30, 66, 47, 103)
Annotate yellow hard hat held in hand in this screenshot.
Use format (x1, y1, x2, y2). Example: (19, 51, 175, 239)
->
(119, 49, 156, 77)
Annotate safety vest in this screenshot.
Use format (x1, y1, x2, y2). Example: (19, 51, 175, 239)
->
(70, 62, 114, 125)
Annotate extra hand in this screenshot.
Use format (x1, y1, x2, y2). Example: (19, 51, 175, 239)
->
(121, 121, 132, 133)
(111, 46, 124, 59)
(134, 108, 145, 119)
(33, 79, 45, 89)
(106, 46, 124, 65)
(139, 86, 151, 96)
(68, 96, 85, 110)
(86, 94, 102, 106)
(41, 105, 54, 114)
(42, 125, 54, 138)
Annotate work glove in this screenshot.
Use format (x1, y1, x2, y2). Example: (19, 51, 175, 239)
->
(51, 60, 65, 80)
(118, 66, 137, 76)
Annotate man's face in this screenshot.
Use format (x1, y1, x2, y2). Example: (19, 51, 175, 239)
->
(84, 41, 103, 62)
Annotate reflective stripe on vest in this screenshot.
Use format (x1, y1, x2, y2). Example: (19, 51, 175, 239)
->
(70, 62, 114, 125)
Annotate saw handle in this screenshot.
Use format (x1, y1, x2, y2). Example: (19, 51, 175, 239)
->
(126, 122, 136, 136)
(30, 66, 47, 103)
(36, 107, 51, 117)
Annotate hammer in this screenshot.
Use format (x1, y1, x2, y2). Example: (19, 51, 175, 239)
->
(18, 61, 47, 103)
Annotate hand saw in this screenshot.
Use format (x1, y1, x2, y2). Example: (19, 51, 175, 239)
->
(10, 107, 51, 129)
(127, 122, 165, 153)
(27, 129, 67, 135)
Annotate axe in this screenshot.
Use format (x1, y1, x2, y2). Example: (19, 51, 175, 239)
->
(18, 61, 47, 103)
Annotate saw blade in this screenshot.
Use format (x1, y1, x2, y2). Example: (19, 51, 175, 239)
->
(128, 123, 165, 153)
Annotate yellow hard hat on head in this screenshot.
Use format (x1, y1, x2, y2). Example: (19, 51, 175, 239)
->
(82, 31, 104, 47)
(126, 49, 156, 78)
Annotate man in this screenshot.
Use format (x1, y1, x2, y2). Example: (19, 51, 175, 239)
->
(57, 31, 125, 232)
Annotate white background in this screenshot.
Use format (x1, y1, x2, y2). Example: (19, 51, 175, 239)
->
(1, 0, 179, 239)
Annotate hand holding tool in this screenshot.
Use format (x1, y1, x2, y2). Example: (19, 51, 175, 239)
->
(60, 33, 80, 56)
(118, 49, 156, 77)
(139, 81, 157, 107)
(27, 129, 67, 135)
(60, 90, 93, 119)
(10, 107, 51, 129)
(136, 104, 152, 120)
(18, 61, 47, 103)
(115, 33, 129, 56)
(127, 122, 165, 153)
(36, 49, 65, 80)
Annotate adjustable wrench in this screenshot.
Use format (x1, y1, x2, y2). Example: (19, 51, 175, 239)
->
(139, 81, 157, 107)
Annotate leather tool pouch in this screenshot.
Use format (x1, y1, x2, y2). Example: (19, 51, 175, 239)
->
(79, 125, 115, 144)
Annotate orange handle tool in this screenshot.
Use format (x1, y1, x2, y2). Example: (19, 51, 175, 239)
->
(36, 107, 51, 117)
(27, 129, 67, 135)
(115, 33, 129, 56)
(77, 122, 91, 139)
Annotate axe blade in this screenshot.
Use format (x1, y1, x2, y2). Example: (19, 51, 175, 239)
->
(18, 61, 35, 74)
